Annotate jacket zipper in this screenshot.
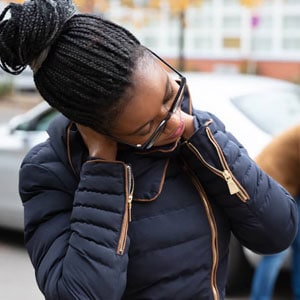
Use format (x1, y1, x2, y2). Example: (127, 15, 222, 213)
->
(186, 126, 249, 202)
(117, 164, 134, 255)
(184, 164, 220, 300)
(127, 165, 134, 222)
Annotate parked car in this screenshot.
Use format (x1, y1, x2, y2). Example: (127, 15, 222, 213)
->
(187, 72, 300, 157)
(1, 73, 299, 291)
(0, 101, 56, 230)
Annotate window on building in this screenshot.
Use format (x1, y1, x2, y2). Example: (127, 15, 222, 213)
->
(260, 0, 274, 5)
(142, 35, 159, 48)
(167, 35, 180, 49)
(189, 15, 213, 28)
(223, 37, 241, 49)
(223, 0, 240, 5)
(283, 16, 300, 29)
(285, 0, 300, 4)
(193, 37, 213, 50)
(222, 16, 242, 29)
(282, 38, 300, 50)
(251, 37, 272, 52)
(252, 15, 272, 31)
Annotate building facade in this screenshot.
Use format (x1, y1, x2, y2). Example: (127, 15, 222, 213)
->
(103, 0, 300, 82)
(1, 0, 299, 82)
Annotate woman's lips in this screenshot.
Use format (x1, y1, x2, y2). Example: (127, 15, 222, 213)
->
(169, 119, 185, 139)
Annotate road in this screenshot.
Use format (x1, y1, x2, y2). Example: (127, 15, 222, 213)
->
(0, 95, 42, 299)
(0, 230, 44, 300)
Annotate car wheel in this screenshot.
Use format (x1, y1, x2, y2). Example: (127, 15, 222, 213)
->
(226, 234, 253, 295)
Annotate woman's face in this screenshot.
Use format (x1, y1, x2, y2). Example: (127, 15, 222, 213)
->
(111, 55, 185, 149)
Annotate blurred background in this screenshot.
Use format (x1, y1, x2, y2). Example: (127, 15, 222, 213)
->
(1, 0, 300, 83)
(0, 0, 299, 299)
(73, 0, 300, 83)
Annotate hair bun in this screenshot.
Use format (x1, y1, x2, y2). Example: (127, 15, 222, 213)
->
(0, 0, 76, 74)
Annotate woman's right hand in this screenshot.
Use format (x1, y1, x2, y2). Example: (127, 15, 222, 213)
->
(76, 124, 118, 161)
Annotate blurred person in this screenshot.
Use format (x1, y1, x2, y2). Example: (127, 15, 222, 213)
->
(0, 0, 298, 299)
(251, 124, 300, 300)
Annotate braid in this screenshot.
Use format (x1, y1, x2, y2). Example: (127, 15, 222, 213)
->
(0, 0, 144, 133)
(0, 0, 76, 74)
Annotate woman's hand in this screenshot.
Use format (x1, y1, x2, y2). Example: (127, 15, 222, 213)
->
(181, 111, 195, 140)
(76, 124, 118, 161)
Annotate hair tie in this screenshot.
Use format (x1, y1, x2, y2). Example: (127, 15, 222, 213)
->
(29, 47, 50, 74)
(29, 10, 77, 74)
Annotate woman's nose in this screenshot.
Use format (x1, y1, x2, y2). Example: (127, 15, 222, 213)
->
(163, 111, 181, 134)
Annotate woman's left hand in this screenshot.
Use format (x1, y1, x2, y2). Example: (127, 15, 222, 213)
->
(76, 123, 118, 161)
(181, 111, 195, 140)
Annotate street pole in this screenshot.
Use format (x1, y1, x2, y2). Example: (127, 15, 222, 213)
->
(178, 9, 186, 71)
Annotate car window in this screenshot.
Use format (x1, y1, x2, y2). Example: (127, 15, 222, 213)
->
(16, 109, 58, 132)
(232, 89, 300, 136)
(35, 110, 58, 131)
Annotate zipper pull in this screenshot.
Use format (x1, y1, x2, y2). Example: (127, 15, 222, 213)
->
(128, 194, 133, 222)
(223, 170, 240, 195)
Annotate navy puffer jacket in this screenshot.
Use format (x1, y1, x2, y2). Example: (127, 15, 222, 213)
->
(19, 96, 298, 300)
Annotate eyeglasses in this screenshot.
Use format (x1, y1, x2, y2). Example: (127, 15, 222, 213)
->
(111, 49, 187, 150)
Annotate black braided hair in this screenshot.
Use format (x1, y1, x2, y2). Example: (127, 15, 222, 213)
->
(0, 0, 145, 134)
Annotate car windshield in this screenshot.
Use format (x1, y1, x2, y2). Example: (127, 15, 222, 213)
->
(15, 109, 58, 132)
(232, 89, 300, 136)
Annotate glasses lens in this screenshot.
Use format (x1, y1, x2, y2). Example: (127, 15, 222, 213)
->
(171, 78, 186, 113)
(144, 122, 167, 149)
(142, 78, 186, 150)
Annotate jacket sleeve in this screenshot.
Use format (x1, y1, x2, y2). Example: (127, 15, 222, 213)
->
(19, 145, 132, 300)
(180, 110, 298, 254)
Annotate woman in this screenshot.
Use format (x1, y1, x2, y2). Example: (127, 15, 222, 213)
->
(251, 124, 300, 300)
(0, 1, 297, 299)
